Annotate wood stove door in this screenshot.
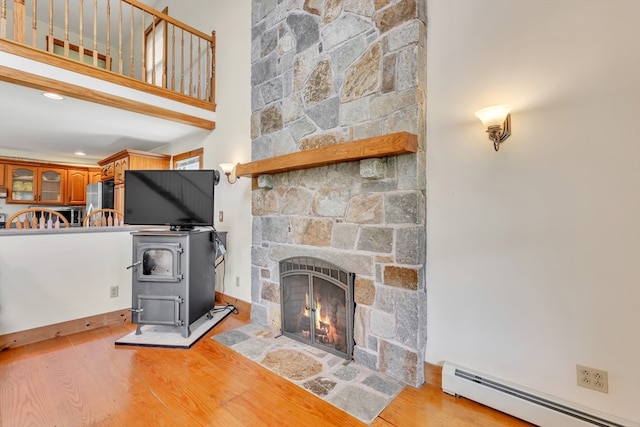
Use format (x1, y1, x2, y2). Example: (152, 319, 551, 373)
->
(135, 243, 183, 282)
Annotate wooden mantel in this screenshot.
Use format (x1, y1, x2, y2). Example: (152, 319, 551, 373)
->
(235, 132, 418, 178)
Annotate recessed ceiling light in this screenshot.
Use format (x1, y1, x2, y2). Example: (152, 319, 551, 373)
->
(42, 92, 64, 100)
(74, 151, 86, 156)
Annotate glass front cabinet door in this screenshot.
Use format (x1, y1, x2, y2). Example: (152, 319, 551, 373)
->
(7, 165, 66, 204)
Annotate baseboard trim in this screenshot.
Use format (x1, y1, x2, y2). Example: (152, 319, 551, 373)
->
(215, 292, 251, 316)
(425, 361, 443, 388)
(0, 309, 131, 351)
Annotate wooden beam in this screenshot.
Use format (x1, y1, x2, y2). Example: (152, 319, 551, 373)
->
(235, 132, 418, 178)
(0, 65, 216, 130)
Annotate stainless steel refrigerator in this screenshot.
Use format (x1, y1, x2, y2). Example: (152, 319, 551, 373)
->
(86, 181, 115, 214)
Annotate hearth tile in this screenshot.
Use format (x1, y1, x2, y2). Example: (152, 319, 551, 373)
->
(362, 374, 404, 396)
(211, 329, 251, 347)
(333, 365, 360, 381)
(232, 337, 276, 360)
(302, 376, 337, 397)
(327, 385, 391, 424)
(262, 349, 323, 380)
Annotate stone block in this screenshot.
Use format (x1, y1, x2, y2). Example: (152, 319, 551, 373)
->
(359, 158, 385, 179)
(261, 280, 280, 303)
(383, 266, 418, 290)
(397, 45, 418, 91)
(250, 302, 268, 327)
(322, 0, 342, 24)
(374, 0, 417, 33)
(340, 97, 370, 127)
(281, 187, 313, 214)
(291, 217, 332, 246)
(312, 183, 351, 217)
(288, 116, 317, 142)
(354, 277, 375, 305)
(386, 20, 420, 52)
(257, 174, 274, 189)
(384, 192, 419, 224)
(382, 53, 396, 93)
(251, 52, 277, 86)
(370, 88, 416, 119)
(378, 339, 420, 386)
(286, 12, 320, 53)
(370, 310, 394, 338)
(396, 290, 419, 348)
(353, 345, 378, 371)
(260, 103, 283, 134)
(260, 77, 283, 104)
(251, 188, 279, 215)
(345, 0, 375, 16)
(357, 227, 393, 253)
(396, 226, 424, 265)
(345, 194, 384, 224)
(282, 93, 304, 123)
(375, 285, 395, 313)
(262, 216, 290, 243)
(261, 27, 278, 57)
(329, 35, 368, 78)
(307, 96, 340, 130)
(353, 304, 368, 347)
(331, 223, 359, 249)
(303, 60, 333, 107)
(322, 14, 373, 51)
(267, 301, 281, 330)
(342, 43, 382, 102)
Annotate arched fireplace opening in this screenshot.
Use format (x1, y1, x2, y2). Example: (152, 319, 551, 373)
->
(279, 257, 355, 360)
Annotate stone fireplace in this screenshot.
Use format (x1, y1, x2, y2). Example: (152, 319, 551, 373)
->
(247, 0, 427, 387)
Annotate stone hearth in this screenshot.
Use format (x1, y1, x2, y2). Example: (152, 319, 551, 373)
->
(249, 0, 427, 387)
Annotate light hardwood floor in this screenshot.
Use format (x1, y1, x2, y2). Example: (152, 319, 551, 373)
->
(0, 309, 534, 426)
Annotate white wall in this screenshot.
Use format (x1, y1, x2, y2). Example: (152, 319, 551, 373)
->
(155, 0, 253, 303)
(0, 231, 133, 334)
(426, 0, 640, 423)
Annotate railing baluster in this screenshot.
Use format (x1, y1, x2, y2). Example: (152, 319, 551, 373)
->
(118, 0, 122, 74)
(0, 0, 6, 39)
(189, 33, 193, 97)
(129, 4, 134, 78)
(47, 0, 53, 52)
(151, 15, 155, 86)
(180, 28, 184, 94)
(170, 24, 175, 91)
(106, 0, 111, 69)
(64, 0, 69, 57)
(197, 37, 201, 100)
(140, 11, 144, 82)
(13, 0, 25, 43)
(210, 31, 215, 104)
(31, 0, 36, 48)
(93, 0, 97, 66)
(78, 0, 84, 60)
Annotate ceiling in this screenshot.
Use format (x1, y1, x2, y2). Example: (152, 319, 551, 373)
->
(0, 80, 209, 164)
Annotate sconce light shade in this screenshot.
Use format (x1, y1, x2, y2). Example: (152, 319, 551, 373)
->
(219, 163, 238, 184)
(475, 104, 513, 151)
(219, 163, 235, 174)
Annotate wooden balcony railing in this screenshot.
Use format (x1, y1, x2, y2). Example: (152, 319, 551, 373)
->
(0, 0, 215, 114)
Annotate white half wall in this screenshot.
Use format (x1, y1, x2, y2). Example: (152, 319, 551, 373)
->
(425, 0, 640, 423)
(0, 231, 133, 334)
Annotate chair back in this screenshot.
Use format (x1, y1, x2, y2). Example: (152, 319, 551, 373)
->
(83, 208, 125, 227)
(6, 208, 70, 229)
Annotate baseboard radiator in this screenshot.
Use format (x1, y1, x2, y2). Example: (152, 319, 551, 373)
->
(442, 362, 639, 427)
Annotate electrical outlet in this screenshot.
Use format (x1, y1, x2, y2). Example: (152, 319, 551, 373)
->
(219, 211, 223, 222)
(235, 276, 240, 287)
(577, 364, 608, 393)
(109, 286, 119, 298)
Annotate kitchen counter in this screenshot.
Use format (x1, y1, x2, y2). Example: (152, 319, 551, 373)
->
(0, 225, 151, 236)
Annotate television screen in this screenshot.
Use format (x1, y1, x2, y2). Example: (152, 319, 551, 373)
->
(124, 170, 215, 229)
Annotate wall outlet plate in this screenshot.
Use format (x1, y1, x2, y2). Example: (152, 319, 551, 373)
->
(577, 364, 608, 393)
(109, 286, 119, 298)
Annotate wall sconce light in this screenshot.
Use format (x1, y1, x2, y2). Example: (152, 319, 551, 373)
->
(475, 104, 512, 151)
(219, 163, 238, 184)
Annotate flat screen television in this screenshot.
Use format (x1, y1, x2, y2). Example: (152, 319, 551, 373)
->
(124, 170, 215, 230)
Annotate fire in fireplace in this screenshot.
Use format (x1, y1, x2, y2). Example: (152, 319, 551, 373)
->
(279, 257, 355, 359)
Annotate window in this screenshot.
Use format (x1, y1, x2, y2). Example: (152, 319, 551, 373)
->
(173, 148, 203, 170)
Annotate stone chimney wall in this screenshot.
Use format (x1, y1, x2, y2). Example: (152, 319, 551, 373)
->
(250, 0, 427, 387)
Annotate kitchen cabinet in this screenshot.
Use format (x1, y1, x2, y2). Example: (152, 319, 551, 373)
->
(89, 168, 102, 184)
(98, 150, 170, 184)
(6, 165, 67, 204)
(114, 183, 125, 212)
(67, 169, 88, 205)
(0, 163, 6, 187)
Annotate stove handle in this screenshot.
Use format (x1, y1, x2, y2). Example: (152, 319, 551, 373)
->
(126, 261, 142, 269)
